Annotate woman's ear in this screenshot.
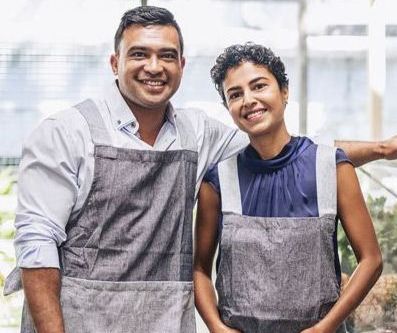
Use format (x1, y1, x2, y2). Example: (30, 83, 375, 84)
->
(282, 87, 289, 106)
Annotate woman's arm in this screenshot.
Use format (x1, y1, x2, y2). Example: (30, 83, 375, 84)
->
(335, 134, 397, 167)
(194, 182, 240, 333)
(302, 162, 383, 333)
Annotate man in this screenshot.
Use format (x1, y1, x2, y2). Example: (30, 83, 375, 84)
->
(4, 5, 397, 333)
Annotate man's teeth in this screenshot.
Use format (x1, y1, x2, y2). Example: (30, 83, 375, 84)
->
(143, 80, 164, 86)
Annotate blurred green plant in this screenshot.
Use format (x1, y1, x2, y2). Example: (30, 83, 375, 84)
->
(0, 168, 16, 195)
(384, 281, 397, 323)
(0, 167, 20, 327)
(339, 195, 397, 275)
(0, 168, 17, 240)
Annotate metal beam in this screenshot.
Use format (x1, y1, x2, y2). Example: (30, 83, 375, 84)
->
(368, 0, 385, 140)
(298, 0, 308, 135)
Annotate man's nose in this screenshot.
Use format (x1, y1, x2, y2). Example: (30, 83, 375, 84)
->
(144, 56, 163, 75)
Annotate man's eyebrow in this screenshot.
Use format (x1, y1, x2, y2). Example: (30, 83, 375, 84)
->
(126, 46, 179, 53)
(159, 48, 178, 53)
(126, 46, 147, 53)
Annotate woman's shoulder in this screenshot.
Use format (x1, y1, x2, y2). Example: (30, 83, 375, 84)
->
(299, 136, 351, 165)
(203, 163, 221, 194)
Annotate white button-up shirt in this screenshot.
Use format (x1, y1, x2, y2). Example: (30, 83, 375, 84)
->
(14, 81, 249, 269)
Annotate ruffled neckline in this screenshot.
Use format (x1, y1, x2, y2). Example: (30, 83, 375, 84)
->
(240, 136, 312, 173)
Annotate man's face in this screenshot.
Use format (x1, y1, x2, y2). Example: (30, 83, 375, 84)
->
(110, 24, 185, 113)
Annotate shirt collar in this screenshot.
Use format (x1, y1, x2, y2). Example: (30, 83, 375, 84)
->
(164, 103, 177, 127)
(104, 81, 177, 135)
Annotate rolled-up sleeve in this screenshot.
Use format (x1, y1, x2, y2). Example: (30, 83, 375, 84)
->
(14, 117, 80, 268)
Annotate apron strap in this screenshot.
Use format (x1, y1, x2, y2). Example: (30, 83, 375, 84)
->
(74, 99, 112, 145)
(218, 155, 242, 215)
(175, 109, 198, 152)
(316, 144, 337, 217)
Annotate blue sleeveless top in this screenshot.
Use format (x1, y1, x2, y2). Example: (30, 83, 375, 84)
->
(203, 136, 352, 282)
(204, 136, 350, 217)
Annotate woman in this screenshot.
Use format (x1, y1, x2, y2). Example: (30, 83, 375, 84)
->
(193, 43, 383, 333)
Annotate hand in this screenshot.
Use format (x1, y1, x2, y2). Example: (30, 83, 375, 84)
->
(300, 325, 325, 333)
(382, 135, 397, 160)
(211, 323, 242, 333)
(215, 328, 241, 333)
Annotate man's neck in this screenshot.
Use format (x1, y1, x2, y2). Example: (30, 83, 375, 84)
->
(133, 106, 167, 146)
(123, 97, 168, 146)
(117, 84, 169, 146)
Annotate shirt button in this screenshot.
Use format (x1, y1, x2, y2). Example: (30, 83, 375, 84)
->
(132, 121, 136, 127)
(117, 120, 121, 125)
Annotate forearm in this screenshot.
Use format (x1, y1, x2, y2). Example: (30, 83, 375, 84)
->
(194, 270, 227, 332)
(335, 140, 383, 167)
(316, 256, 383, 333)
(335, 136, 397, 167)
(22, 268, 65, 333)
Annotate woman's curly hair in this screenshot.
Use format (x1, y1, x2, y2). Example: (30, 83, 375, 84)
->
(210, 42, 289, 106)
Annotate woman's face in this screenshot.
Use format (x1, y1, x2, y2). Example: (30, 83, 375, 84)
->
(222, 61, 288, 138)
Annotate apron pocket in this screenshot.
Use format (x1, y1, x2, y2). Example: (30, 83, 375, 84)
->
(60, 276, 196, 333)
(229, 222, 322, 322)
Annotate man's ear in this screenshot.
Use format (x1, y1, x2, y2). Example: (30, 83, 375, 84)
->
(181, 56, 186, 69)
(110, 54, 119, 75)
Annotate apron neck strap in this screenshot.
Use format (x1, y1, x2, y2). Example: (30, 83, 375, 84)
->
(218, 155, 242, 215)
(75, 99, 112, 145)
(174, 110, 198, 152)
(316, 144, 337, 216)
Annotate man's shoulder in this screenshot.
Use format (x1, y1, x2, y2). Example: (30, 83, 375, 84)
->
(26, 98, 102, 147)
(174, 107, 207, 122)
(47, 98, 101, 122)
(40, 98, 106, 133)
(173, 107, 208, 135)
(45, 105, 83, 124)
(174, 106, 232, 132)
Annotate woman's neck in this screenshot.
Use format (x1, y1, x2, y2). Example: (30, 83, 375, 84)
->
(249, 124, 291, 160)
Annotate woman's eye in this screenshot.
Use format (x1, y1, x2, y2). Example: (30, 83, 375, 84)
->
(228, 92, 241, 100)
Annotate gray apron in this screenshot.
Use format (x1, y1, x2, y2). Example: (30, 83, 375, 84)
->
(4, 99, 198, 333)
(216, 144, 346, 333)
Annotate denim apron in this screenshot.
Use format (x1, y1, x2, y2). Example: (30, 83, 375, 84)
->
(216, 144, 346, 333)
(4, 99, 198, 333)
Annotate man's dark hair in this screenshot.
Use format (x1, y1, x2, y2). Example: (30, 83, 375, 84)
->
(211, 42, 289, 106)
(114, 6, 184, 55)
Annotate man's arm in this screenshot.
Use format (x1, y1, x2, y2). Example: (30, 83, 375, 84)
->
(14, 114, 82, 332)
(22, 268, 64, 333)
(335, 135, 397, 167)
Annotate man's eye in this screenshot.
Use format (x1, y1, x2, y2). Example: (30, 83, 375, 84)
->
(130, 52, 146, 58)
(254, 83, 267, 90)
(161, 53, 177, 60)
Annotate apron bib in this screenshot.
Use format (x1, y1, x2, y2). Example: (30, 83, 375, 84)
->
(216, 144, 346, 333)
(5, 99, 198, 333)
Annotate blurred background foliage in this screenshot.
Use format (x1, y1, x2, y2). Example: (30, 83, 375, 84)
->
(0, 168, 21, 329)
